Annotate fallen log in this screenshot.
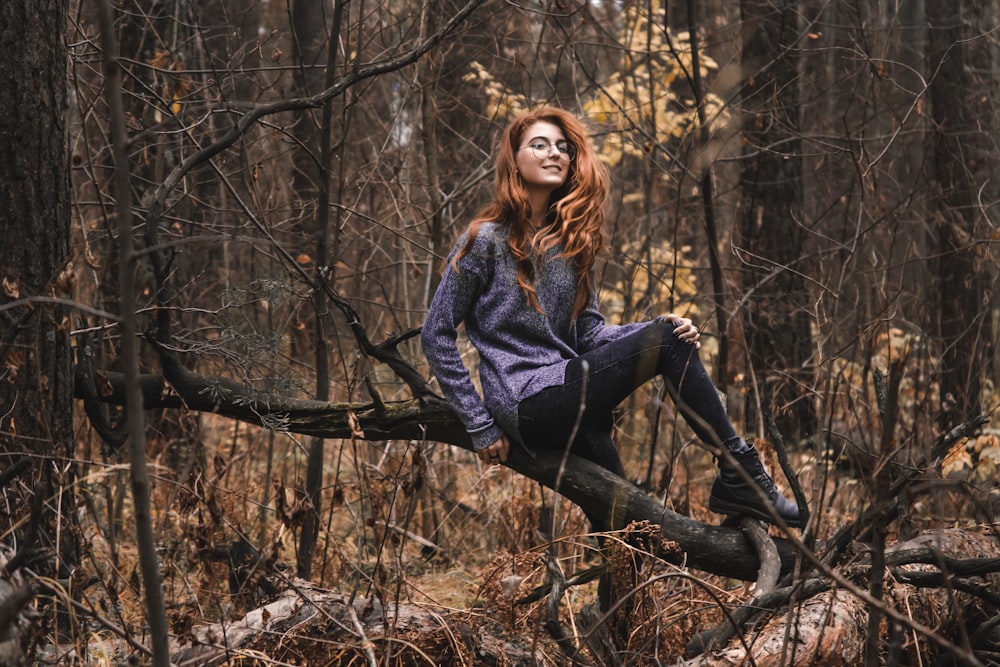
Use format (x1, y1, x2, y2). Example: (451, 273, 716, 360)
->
(171, 578, 540, 667)
(159, 528, 1000, 667)
(676, 528, 1000, 667)
(76, 352, 801, 582)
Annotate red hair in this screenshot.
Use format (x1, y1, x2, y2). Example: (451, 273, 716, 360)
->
(453, 107, 609, 319)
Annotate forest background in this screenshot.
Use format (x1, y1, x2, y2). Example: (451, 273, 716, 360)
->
(1, 0, 999, 665)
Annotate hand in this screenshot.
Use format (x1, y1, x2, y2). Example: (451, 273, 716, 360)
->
(666, 314, 701, 349)
(479, 435, 510, 465)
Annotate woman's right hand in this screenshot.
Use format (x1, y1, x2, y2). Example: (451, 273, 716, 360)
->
(665, 314, 701, 349)
(479, 435, 510, 465)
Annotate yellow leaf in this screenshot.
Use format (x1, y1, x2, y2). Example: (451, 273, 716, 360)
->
(979, 447, 1000, 465)
(941, 439, 972, 476)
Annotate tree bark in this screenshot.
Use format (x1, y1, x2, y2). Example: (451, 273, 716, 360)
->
(926, 0, 987, 426)
(738, 0, 815, 442)
(0, 0, 76, 655)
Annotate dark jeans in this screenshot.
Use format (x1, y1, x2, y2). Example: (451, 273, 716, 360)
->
(517, 320, 743, 480)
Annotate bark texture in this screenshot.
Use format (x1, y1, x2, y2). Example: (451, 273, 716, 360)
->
(0, 4, 75, 658)
(678, 529, 1000, 666)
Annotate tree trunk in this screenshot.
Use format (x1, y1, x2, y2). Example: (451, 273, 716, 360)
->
(926, 0, 987, 427)
(738, 0, 815, 443)
(289, 0, 349, 580)
(0, 0, 75, 657)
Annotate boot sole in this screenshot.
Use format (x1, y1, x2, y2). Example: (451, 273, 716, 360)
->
(708, 496, 804, 529)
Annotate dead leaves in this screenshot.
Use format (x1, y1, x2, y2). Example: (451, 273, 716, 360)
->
(273, 478, 314, 529)
(2, 275, 19, 299)
(2, 350, 24, 381)
(346, 409, 365, 440)
(148, 50, 189, 118)
(942, 432, 1000, 481)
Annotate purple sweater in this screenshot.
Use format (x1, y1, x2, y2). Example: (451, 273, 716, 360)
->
(420, 223, 648, 452)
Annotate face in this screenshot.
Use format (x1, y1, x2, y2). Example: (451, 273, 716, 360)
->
(514, 120, 572, 194)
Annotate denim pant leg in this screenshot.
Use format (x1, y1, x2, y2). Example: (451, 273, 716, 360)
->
(518, 320, 742, 461)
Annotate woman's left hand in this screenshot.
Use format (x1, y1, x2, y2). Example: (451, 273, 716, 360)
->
(666, 314, 701, 349)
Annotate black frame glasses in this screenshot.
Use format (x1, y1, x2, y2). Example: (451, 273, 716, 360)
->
(518, 139, 577, 161)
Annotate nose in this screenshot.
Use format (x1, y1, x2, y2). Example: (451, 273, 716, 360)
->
(545, 144, 569, 161)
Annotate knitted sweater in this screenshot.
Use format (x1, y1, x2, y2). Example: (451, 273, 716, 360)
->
(420, 222, 648, 452)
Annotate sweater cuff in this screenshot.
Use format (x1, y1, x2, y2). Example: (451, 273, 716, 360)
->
(468, 421, 504, 451)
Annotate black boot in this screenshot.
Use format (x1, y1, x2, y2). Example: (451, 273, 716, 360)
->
(708, 447, 803, 527)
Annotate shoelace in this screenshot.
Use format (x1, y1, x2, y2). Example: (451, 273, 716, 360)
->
(742, 455, 778, 497)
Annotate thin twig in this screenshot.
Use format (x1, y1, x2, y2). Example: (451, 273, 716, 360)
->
(346, 604, 378, 667)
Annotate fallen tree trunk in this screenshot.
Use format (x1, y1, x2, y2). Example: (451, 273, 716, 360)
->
(76, 352, 800, 582)
(170, 579, 544, 667)
(677, 528, 1000, 667)
(162, 529, 999, 667)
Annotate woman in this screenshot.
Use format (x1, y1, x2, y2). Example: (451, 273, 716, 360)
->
(420, 107, 801, 529)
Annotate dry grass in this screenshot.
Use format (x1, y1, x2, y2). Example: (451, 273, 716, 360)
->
(58, 367, 1000, 665)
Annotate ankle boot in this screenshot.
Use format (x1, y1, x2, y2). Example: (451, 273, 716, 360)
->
(708, 447, 803, 527)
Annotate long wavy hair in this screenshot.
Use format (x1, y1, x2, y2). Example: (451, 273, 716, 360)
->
(452, 107, 610, 320)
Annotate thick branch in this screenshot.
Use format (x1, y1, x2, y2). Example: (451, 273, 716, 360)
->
(684, 517, 782, 657)
(78, 349, 801, 583)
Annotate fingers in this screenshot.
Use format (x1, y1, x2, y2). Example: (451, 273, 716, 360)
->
(667, 315, 701, 349)
(479, 436, 510, 465)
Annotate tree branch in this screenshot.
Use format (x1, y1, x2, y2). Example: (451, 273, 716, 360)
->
(77, 343, 803, 583)
(684, 517, 781, 657)
(139, 0, 488, 234)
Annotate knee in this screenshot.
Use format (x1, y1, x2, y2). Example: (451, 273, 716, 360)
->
(647, 317, 683, 346)
(636, 319, 684, 369)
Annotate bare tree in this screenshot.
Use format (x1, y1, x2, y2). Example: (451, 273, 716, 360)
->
(0, 0, 76, 660)
(737, 0, 815, 443)
(3, 1, 998, 664)
(927, 0, 988, 427)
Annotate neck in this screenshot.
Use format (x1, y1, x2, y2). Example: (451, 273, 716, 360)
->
(526, 189, 552, 228)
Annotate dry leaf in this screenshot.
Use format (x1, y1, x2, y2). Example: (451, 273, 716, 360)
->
(3, 351, 24, 378)
(2, 276, 19, 299)
(52, 261, 75, 298)
(941, 438, 972, 476)
(347, 410, 365, 440)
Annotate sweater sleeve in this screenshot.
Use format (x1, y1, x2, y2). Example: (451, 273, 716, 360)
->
(420, 238, 505, 451)
(574, 289, 649, 352)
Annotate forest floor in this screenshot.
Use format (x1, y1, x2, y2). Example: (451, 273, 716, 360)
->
(53, 404, 1000, 665)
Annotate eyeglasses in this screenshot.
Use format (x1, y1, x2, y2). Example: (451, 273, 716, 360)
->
(518, 139, 577, 161)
